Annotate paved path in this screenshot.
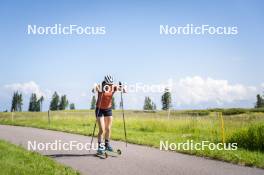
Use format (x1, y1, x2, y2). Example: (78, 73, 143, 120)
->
(0, 125, 263, 175)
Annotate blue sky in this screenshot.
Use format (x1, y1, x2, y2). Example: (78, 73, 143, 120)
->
(0, 0, 263, 111)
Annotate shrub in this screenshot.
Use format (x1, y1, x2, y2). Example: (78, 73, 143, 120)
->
(183, 110, 210, 116)
(228, 123, 264, 152)
(133, 110, 157, 113)
(208, 108, 247, 115)
(250, 108, 264, 113)
(222, 108, 247, 115)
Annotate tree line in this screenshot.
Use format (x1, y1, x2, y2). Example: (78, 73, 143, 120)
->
(8, 90, 264, 112)
(143, 88, 171, 110)
(142, 89, 264, 111)
(10, 91, 75, 112)
(49, 92, 74, 111)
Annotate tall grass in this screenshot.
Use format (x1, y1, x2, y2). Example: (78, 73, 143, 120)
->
(0, 140, 79, 175)
(0, 110, 264, 168)
(228, 123, 264, 152)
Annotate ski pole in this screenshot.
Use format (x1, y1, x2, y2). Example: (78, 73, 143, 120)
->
(89, 118, 97, 152)
(120, 82, 128, 147)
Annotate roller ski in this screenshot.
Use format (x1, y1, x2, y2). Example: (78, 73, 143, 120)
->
(95, 147, 108, 159)
(105, 145, 122, 157)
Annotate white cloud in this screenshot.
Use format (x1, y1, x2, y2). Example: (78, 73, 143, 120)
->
(261, 83, 264, 88)
(1, 78, 259, 110)
(4, 81, 46, 98)
(171, 76, 257, 106)
(112, 76, 259, 109)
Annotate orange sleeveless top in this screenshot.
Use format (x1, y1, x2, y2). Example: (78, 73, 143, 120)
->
(96, 85, 117, 109)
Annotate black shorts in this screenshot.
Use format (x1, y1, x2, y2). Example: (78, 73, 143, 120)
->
(95, 108, 112, 117)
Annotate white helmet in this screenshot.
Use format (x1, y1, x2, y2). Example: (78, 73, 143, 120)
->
(104, 75, 114, 84)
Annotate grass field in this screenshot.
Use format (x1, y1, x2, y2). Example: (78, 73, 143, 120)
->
(0, 109, 263, 168)
(0, 139, 79, 175)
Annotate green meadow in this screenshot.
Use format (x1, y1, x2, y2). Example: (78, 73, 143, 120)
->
(0, 109, 263, 168)
(0, 140, 79, 175)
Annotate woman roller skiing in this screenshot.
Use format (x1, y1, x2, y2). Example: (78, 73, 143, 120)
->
(92, 75, 126, 155)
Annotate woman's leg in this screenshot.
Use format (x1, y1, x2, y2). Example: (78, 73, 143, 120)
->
(104, 116, 113, 148)
(97, 117, 105, 147)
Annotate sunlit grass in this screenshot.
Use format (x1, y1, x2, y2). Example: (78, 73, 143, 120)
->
(0, 110, 264, 168)
(0, 140, 80, 175)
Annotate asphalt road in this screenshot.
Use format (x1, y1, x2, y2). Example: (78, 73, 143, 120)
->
(0, 125, 263, 175)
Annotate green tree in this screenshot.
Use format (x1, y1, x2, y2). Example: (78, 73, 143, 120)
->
(143, 96, 155, 110)
(11, 92, 17, 112)
(49, 92, 60, 111)
(161, 88, 172, 110)
(90, 96, 96, 109)
(18, 93, 23, 111)
(28, 93, 38, 111)
(28, 93, 43, 112)
(152, 102, 157, 110)
(39, 96, 44, 111)
(11, 91, 23, 112)
(112, 96, 116, 110)
(59, 95, 69, 110)
(69, 103, 75, 110)
(255, 94, 264, 108)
